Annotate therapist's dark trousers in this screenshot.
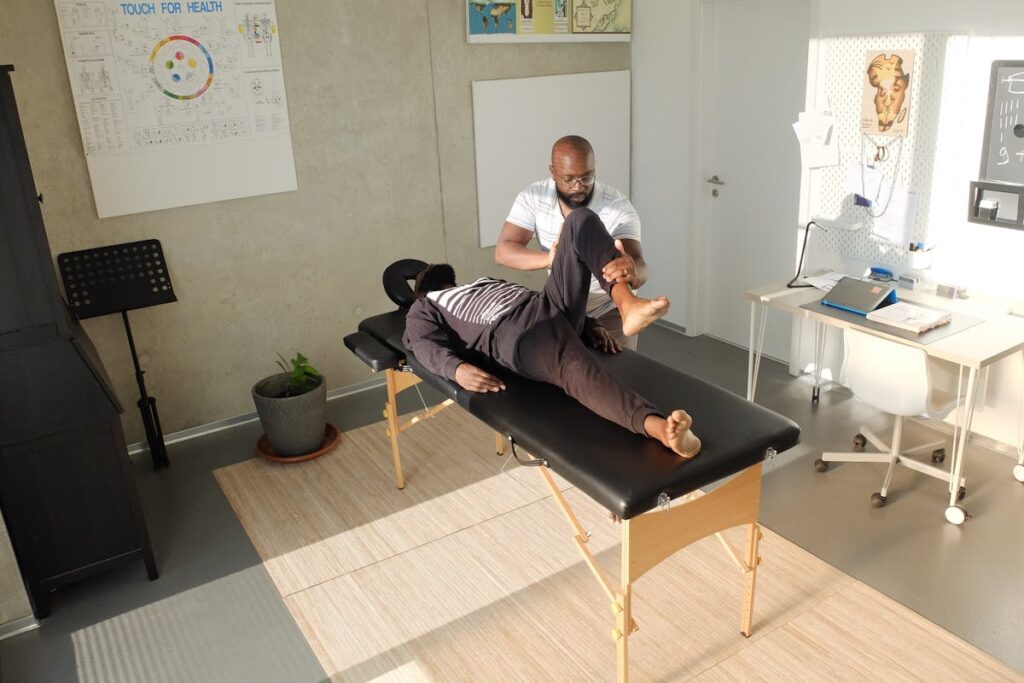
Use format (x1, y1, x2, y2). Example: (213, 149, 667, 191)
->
(491, 208, 660, 435)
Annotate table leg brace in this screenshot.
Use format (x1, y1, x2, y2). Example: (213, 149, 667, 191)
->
(538, 461, 764, 683)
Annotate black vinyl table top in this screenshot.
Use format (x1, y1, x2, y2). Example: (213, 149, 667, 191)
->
(355, 310, 801, 520)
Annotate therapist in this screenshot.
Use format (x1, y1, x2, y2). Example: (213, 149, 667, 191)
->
(494, 135, 648, 350)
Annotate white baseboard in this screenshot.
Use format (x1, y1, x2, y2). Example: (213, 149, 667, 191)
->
(0, 614, 39, 641)
(127, 375, 386, 456)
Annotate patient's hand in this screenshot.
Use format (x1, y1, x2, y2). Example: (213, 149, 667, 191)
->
(584, 325, 622, 354)
(455, 362, 506, 393)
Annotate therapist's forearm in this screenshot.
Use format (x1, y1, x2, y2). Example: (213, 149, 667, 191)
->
(495, 241, 551, 271)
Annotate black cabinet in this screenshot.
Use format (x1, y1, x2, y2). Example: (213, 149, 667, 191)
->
(0, 65, 157, 618)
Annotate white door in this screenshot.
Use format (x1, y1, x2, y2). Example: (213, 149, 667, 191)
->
(691, 0, 811, 360)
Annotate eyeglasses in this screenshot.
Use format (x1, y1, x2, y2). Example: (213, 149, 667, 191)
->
(558, 174, 596, 187)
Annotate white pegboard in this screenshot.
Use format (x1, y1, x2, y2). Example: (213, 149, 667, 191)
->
(808, 33, 969, 270)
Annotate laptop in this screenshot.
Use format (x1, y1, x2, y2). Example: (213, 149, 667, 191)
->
(820, 277, 897, 316)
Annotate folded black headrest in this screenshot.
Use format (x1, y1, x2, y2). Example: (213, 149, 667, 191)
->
(382, 259, 429, 309)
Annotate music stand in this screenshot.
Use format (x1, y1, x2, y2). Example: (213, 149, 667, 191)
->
(57, 239, 176, 469)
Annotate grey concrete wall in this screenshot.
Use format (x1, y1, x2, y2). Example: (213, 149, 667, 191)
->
(0, 1, 629, 447)
(0, 514, 31, 626)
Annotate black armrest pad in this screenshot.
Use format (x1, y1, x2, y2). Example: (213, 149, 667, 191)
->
(344, 332, 402, 372)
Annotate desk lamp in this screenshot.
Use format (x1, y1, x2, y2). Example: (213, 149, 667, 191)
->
(787, 217, 864, 288)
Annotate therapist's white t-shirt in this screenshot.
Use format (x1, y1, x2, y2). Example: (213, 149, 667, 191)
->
(505, 178, 641, 318)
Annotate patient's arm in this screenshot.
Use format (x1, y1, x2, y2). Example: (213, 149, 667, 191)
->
(403, 300, 465, 381)
(405, 299, 506, 393)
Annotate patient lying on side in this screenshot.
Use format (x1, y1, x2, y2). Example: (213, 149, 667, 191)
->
(402, 208, 701, 459)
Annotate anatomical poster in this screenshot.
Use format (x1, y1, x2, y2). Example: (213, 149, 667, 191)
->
(860, 49, 914, 138)
(55, 0, 297, 217)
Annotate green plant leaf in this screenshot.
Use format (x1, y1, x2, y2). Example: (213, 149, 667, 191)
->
(278, 352, 321, 392)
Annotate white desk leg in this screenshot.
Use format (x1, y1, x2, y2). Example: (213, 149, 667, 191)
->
(1015, 353, 1024, 483)
(811, 321, 828, 404)
(747, 301, 768, 402)
(945, 365, 979, 525)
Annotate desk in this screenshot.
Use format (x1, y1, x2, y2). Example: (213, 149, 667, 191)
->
(745, 281, 1024, 525)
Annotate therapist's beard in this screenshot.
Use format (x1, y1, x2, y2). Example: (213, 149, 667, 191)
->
(556, 186, 593, 210)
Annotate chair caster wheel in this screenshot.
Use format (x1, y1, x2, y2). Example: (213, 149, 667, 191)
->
(957, 486, 966, 502)
(870, 492, 887, 508)
(931, 448, 946, 464)
(814, 458, 829, 473)
(853, 433, 867, 451)
(945, 505, 967, 525)
(1013, 464, 1024, 483)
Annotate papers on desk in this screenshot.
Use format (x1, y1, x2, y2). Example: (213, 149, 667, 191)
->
(800, 271, 846, 292)
(792, 111, 839, 169)
(866, 301, 952, 334)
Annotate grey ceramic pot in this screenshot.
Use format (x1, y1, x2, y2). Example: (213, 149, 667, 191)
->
(252, 373, 327, 456)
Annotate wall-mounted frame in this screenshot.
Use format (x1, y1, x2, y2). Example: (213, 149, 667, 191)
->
(466, 1, 631, 44)
(968, 180, 1024, 230)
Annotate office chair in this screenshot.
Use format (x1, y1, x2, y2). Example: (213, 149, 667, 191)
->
(814, 328, 966, 508)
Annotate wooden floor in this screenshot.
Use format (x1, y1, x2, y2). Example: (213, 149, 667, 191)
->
(215, 407, 1020, 682)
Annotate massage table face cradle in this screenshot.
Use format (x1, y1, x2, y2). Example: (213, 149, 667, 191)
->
(343, 260, 799, 683)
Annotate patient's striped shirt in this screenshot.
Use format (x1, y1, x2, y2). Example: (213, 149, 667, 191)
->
(427, 277, 529, 325)
(404, 277, 533, 381)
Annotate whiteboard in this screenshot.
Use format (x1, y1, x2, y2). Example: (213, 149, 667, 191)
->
(472, 70, 631, 247)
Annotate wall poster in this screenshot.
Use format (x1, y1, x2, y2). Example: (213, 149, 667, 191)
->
(55, 0, 297, 218)
(860, 49, 914, 138)
(467, 1, 631, 43)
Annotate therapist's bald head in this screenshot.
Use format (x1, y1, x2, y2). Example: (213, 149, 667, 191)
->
(551, 135, 594, 165)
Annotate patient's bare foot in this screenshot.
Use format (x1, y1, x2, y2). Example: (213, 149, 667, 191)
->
(619, 295, 670, 336)
(644, 410, 701, 459)
(665, 410, 701, 459)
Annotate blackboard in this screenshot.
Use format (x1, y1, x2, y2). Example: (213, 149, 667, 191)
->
(981, 60, 1024, 184)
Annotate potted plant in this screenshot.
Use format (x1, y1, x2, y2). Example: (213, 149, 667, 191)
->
(252, 353, 328, 458)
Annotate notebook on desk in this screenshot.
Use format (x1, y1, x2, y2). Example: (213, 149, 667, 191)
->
(820, 277, 897, 316)
(866, 301, 951, 334)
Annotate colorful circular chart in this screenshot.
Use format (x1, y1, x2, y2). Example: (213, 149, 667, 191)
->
(149, 35, 213, 100)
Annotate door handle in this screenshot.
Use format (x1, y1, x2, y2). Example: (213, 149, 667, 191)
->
(706, 175, 725, 185)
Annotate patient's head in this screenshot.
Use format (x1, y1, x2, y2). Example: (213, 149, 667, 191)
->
(414, 263, 456, 298)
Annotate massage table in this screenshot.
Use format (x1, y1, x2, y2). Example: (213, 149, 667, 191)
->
(344, 259, 800, 682)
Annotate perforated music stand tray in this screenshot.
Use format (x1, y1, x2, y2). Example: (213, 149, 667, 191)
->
(57, 239, 176, 469)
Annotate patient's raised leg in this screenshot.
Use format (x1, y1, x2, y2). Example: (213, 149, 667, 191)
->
(545, 208, 669, 336)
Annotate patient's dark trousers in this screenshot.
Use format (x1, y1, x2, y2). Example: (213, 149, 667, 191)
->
(491, 208, 660, 435)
